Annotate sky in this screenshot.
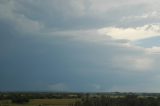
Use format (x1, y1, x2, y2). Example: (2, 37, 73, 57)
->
(1, 0, 160, 92)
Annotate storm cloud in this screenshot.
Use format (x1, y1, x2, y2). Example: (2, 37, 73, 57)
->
(1, 0, 160, 92)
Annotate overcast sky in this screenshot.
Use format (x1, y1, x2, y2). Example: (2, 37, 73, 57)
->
(1, 0, 160, 92)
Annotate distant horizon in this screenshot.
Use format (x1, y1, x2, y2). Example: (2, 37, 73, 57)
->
(1, 91, 160, 94)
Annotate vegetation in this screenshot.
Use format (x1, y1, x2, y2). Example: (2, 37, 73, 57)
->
(11, 95, 29, 104)
(1, 92, 160, 106)
(75, 94, 160, 106)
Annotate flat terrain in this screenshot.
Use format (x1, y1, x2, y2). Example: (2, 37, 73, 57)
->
(0, 99, 80, 106)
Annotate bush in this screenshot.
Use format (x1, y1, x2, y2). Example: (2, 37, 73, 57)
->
(11, 95, 29, 104)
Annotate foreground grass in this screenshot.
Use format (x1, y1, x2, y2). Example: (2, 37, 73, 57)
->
(0, 99, 80, 106)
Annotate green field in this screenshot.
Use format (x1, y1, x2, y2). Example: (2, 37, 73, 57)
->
(1, 92, 160, 106)
(0, 99, 80, 106)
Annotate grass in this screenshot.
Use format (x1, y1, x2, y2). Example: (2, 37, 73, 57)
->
(30, 99, 79, 105)
(0, 99, 80, 106)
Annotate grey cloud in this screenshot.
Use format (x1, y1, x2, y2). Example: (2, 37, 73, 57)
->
(1, 0, 160, 92)
(0, 27, 159, 91)
(1, 0, 156, 31)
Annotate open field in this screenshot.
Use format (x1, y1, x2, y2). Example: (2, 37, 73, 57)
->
(1, 92, 160, 106)
(0, 99, 80, 106)
(30, 99, 80, 106)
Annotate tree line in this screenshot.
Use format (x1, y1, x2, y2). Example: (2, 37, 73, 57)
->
(74, 94, 160, 106)
(1, 92, 160, 105)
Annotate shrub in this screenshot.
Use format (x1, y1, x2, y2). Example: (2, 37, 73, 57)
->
(11, 95, 29, 104)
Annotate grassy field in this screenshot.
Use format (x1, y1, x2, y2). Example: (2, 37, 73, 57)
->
(0, 99, 80, 106)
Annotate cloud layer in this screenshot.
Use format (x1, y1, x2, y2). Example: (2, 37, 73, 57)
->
(1, 0, 160, 92)
(99, 24, 160, 41)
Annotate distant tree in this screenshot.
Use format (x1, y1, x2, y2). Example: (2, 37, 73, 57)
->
(11, 95, 29, 104)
